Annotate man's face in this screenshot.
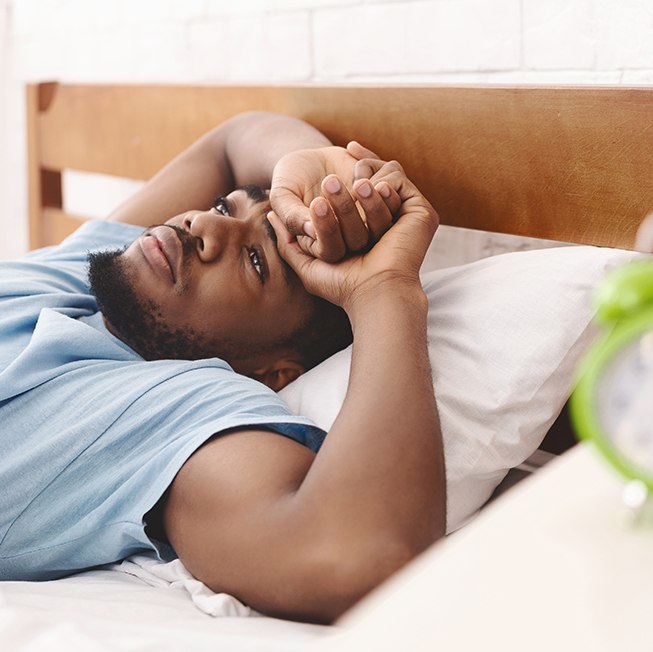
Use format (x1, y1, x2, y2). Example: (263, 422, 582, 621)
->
(88, 186, 315, 373)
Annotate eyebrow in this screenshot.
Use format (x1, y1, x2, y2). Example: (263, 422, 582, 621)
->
(238, 183, 267, 203)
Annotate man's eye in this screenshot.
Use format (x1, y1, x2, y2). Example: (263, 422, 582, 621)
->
(249, 248, 265, 282)
(212, 196, 230, 216)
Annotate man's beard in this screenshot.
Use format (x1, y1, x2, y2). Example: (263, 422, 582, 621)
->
(87, 227, 218, 361)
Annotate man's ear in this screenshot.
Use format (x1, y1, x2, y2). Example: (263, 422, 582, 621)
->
(253, 359, 306, 392)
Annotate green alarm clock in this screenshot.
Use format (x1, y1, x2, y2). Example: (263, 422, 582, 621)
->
(571, 258, 653, 491)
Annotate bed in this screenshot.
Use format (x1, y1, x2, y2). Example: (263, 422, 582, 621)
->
(4, 82, 652, 650)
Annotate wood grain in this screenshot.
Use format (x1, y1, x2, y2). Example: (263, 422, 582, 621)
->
(27, 83, 653, 249)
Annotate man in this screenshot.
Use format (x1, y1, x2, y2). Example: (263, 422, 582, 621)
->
(0, 111, 444, 623)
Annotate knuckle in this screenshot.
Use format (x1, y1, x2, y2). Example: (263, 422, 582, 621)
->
(354, 160, 375, 180)
(331, 195, 358, 218)
(283, 214, 303, 236)
(297, 236, 313, 254)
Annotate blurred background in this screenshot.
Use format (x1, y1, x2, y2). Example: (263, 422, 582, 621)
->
(1, 0, 652, 260)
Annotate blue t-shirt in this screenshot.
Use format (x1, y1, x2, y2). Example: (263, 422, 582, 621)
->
(0, 221, 324, 581)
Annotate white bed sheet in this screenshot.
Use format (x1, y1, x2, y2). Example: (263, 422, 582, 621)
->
(0, 555, 332, 651)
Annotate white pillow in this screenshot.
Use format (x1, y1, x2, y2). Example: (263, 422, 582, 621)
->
(279, 245, 642, 532)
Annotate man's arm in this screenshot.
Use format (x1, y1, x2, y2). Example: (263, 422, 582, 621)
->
(107, 112, 331, 226)
(108, 112, 400, 263)
(162, 161, 445, 623)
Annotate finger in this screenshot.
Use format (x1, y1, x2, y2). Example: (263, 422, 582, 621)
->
(366, 161, 408, 216)
(388, 174, 440, 256)
(374, 181, 402, 216)
(308, 196, 346, 263)
(346, 141, 382, 161)
(268, 211, 338, 301)
(267, 211, 314, 275)
(322, 174, 370, 252)
(294, 233, 321, 258)
(366, 165, 438, 242)
(353, 156, 388, 181)
(352, 178, 393, 243)
(268, 186, 316, 239)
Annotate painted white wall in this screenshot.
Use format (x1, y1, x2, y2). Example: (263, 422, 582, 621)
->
(0, 0, 13, 259)
(2, 0, 652, 260)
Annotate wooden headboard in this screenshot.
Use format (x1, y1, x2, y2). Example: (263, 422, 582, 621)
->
(27, 82, 653, 250)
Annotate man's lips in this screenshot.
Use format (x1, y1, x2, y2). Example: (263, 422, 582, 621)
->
(140, 226, 182, 284)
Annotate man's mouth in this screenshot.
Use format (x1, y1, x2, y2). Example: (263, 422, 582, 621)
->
(140, 226, 183, 284)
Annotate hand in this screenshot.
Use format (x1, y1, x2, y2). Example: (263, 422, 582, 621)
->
(270, 146, 401, 263)
(268, 159, 439, 311)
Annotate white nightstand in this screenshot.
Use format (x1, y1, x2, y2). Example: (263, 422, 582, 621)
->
(322, 443, 653, 651)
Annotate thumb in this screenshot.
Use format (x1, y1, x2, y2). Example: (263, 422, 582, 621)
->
(268, 211, 342, 304)
(269, 186, 315, 239)
(346, 141, 381, 161)
(346, 142, 389, 181)
(267, 211, 317, 280)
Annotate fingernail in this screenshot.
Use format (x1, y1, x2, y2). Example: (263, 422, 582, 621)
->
(314, 199, 328, 217)
(303, 221, 316, 238)
(377, 183, 391, 199)
(325, 176, 341, 194)
(357, 180, 372, 198)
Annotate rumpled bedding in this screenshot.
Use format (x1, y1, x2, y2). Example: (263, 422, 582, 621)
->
(0, 555, 331, 651)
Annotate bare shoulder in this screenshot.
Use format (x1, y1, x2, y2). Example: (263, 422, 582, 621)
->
(161, 429, 322, 617)
(164, 429, 315, 514)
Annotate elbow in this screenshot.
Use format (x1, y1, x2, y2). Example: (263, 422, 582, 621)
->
(261, 508, 447, 624)
(325, 539, 422, 623)
(268, 536, 429, 624)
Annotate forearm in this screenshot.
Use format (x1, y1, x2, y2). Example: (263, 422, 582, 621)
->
(108, 111, 330, 226)
(296, 284, 445, 559)
(267, 159, 445, 558)
(224, 112, 331, 190)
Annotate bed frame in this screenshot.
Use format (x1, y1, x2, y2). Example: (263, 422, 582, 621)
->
(26, 82, 653, 251)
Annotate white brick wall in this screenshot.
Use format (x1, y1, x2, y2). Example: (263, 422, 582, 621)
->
(314, 0, 522, 78)
(1, 0, 652, 260)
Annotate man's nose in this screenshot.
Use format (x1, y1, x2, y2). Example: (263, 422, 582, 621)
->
(184, 210, 247, 263)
